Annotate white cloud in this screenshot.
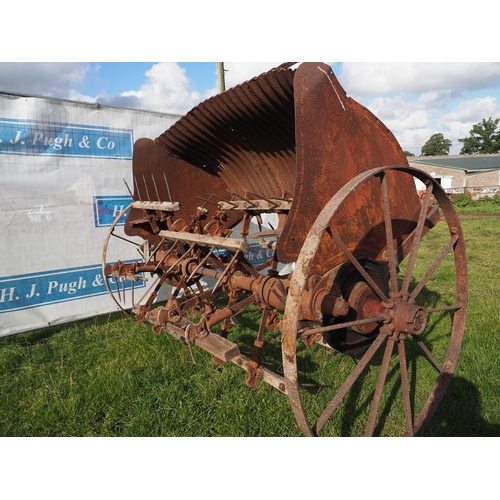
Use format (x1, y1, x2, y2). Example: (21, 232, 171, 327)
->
(100, 62, 208, 114)
(436, 97, 500, 150)
(0, 62, 95, 98)
(439, 96, 500, 124)
(340, 62, 500, 96)
(367, 95, 430, 130)
(362, 90, 457, 153)
(342, 63, 500, 155)
(224, 63, 282, 89)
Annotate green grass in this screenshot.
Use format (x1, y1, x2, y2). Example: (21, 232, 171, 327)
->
(419, 214, 500, 436)
(452, 193, 500, 214)
(1, 213, 499, 436)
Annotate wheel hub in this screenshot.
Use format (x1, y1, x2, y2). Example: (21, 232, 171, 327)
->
(383, 294, 427, 339)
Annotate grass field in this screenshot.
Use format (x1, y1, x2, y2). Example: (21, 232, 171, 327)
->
(1, 208, 499, 437)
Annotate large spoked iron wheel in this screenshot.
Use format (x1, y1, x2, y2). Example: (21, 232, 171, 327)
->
(281, 166, 468, 436)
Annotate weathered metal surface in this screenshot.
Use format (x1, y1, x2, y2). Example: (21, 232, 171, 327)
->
(103, 63, 468, 437)
(154, 62, 297, 202)
(279, 63, 421, 269)
(124, 137, 242, 243)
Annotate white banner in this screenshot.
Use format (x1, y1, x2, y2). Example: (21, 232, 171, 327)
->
(0, 93, 181, 336)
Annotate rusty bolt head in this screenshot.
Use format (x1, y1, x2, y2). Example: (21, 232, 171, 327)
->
(333, 297, 350, 316)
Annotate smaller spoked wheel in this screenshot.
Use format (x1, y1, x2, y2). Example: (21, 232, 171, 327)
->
(281, 166, 468, 436)
(102, 204, 151, 313)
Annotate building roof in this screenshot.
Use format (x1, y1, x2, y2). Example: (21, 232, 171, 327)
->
(411, 154, 500, 176)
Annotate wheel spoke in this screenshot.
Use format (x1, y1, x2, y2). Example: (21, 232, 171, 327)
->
(298, 316, 386, 338)
(413, 336, 443, 372)
(398, 339, 414, 436)
(365, 337, 394, 436)
(424, 303, 463, 313)
(314, 331, 387, 434)
(326, 226, 390, 303)
(410, 231, 459, 301)
(401, 182, 433, 295)
(380, 172, 398, 293)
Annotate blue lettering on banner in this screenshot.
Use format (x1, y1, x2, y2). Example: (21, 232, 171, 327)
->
(212, 245, 274, 267)
(245, 245, 275, 266)
(94, 195, 132, 227)
(0, 264, 145, 313)
(0, 118, 133, 159)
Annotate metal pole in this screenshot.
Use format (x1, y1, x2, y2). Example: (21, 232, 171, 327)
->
(217, 62, 226, 93)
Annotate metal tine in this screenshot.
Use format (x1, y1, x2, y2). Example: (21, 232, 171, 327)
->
(226, 190, 257, 207)
(121, 278, 127, 306)
(142, 175, 151, 201)
(123, 178, 134, 198)
(209, 192, 237, 209)
(195, 196, 220, 207)
(187, 245, 216, 281)
(246, 190, 278, 209)
(213, 250, 241, 293)
(136, 274, 161, 306)
(163, 172, 173, 203)
(164, 244, 196, 275)
(153, 241, 182, 272)
(151, 173, 161, 201)
(114, 277, 122, 303)
(144, 237, 166, 266)
(110, 231, 141, 247)
(133, 175, 142, 201)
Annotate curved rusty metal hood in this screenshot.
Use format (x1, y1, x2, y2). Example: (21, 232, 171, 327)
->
(132, 62, 416, 267)
(154, 62, 297, 200)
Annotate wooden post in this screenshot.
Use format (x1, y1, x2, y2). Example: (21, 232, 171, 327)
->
(217, 62, 225, 93)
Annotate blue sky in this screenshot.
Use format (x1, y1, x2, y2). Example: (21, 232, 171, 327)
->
(1, 61, 499, 156)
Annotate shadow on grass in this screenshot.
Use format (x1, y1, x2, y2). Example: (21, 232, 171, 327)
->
(420, 376, 500, 437)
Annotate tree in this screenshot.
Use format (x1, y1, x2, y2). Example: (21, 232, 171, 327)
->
(421, 133, 452, 156)
(458, 117, 500, 154)
(404, 150, 415, 157)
